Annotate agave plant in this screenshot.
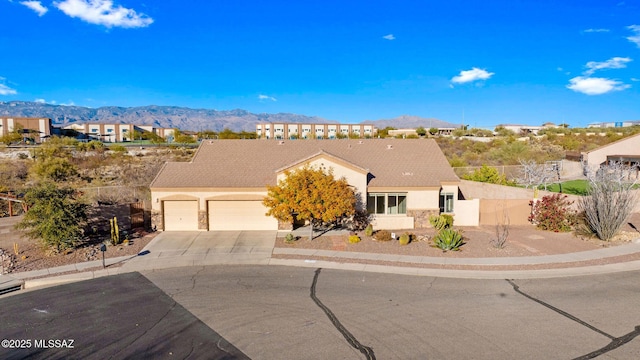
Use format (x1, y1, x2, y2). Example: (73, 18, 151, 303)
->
(432, 228, 464, 252)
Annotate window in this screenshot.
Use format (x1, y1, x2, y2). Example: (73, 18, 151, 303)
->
(367, 193, 407, 215)
(439, 192, 454, 213)
(107, 129, 113, 133)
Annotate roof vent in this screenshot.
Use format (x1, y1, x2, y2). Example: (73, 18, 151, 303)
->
(387, 144, 393, 150)
(278, 140, 285, 145)
(358, 140, 363, 144)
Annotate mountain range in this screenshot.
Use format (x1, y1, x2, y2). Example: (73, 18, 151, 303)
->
(0, 101, 459, 132)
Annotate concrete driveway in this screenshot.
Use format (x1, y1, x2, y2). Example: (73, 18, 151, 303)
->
(121, 231, 277, 271)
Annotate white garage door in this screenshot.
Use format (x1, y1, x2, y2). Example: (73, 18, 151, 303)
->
(163, 200, 199, 231)
(208, 201, 278, 230)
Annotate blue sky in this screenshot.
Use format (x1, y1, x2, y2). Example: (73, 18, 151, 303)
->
(1, 0, 639, 128)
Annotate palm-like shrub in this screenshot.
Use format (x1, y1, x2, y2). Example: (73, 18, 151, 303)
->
(432, 228, 464, 252)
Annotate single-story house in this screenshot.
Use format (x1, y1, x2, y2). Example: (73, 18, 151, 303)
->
(150, 139, 479, 231)
(581, 133, 640, 173)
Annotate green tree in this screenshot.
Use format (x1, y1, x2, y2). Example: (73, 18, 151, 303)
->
(428, 127, 439, 136)
(462, 164, 515, 185)
(30, 137, 78, 182)
(172, 129, 197, 143)
(263, 165, 356, 239)
(377, 126, 396, 138)
(16, 182, 88, 251)
(415, 127, 427, 136)
(0, 124, 24, 145)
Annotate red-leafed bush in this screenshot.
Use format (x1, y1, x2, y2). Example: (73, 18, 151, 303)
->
(529, 194, 577, 232)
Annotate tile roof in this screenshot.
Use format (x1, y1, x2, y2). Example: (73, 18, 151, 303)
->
(150, 139, 459, 189)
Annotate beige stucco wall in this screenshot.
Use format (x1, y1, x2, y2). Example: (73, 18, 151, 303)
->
(152, 190, 268, 212)
(277, 157, 368, 211)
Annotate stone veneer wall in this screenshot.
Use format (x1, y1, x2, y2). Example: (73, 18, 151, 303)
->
(198, 210, 208, 230)
(151, 210, 163, 231)
(278, 220, 293, 230)
(408, 209, 439, 228)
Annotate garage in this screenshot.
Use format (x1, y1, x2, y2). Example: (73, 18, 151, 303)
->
(208, 200, 278, 230)
(163, 200, 199, 231)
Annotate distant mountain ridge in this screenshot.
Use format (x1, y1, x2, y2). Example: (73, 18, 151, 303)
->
(0, 101, 459, 132)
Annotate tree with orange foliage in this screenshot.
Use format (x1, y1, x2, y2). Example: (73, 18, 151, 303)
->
(263, 165, 356, 239)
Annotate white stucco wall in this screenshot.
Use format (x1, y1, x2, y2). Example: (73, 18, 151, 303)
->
(454, 199, 480, 226)
(407, 189, 439, 209)
(370, 215, 415, 230)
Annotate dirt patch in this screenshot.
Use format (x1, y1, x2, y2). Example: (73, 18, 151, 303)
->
(0, 229, 157, 275)
(275, 218, 640, 261)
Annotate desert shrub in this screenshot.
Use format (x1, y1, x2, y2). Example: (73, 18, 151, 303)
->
(429, 214, 453, 230)
(432, 228, 464, 252)
(109, 144, 127, 153)
(399, 233, 410, 246)
(462, 164, 516, 186)
(364, 224, 373, 237)
(348, 235, 361, 244)
(285, 233, 295, 243)
(373, 230, 392, 241)
(579, 164, 639, 241)
(529, 194, 576, 232)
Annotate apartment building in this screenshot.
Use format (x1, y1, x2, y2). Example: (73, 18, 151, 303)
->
(0, 117, 52, 143)
(63, 123, 175, 143)
(256, 123, 377, 139)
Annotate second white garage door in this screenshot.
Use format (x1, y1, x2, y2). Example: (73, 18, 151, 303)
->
(208, 200, 278, 231)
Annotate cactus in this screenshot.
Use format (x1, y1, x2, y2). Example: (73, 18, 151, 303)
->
(429, 214, 454, 231)
(13, 243, 19, 256)
(348, 235, 361, 244)
(110, 217, 120, 245)
(399, 233, 410, 246)
(364, 224, 373, 237)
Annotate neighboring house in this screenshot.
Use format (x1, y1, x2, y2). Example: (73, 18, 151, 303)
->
(581, 133, 640, 172)
(495, 123, 544, 135)
(150, 139, 479, 231)
(0, 117, 52, 143)
(256, 122, 377, 139)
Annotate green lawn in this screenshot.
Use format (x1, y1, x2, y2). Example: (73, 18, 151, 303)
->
(541, 180, 589, 195)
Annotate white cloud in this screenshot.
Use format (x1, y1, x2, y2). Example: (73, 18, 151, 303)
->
(451, 67, 494, 84)
(566, 76, 630, 95)
(0, 84, 18, 95)
(20, 1, 48, 16)
(53, 0, 153, 28)
(35, 98, 46, 103)
(628, 25, 640, 47)
(631, 78, 640, 82)
(584, 57, 632, 75)
(258, 94, 277, 102)
(0, 77, 17, 95)
(583, 28, 610, 33)
(382, 34, 395, 40)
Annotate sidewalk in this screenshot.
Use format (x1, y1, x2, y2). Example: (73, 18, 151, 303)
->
(5, 232, 640, 291)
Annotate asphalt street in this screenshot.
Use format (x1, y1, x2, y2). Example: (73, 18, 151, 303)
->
(144, 265, 640, 360)
(1, 266, 640, 359)
(0, 272, 248, 360)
